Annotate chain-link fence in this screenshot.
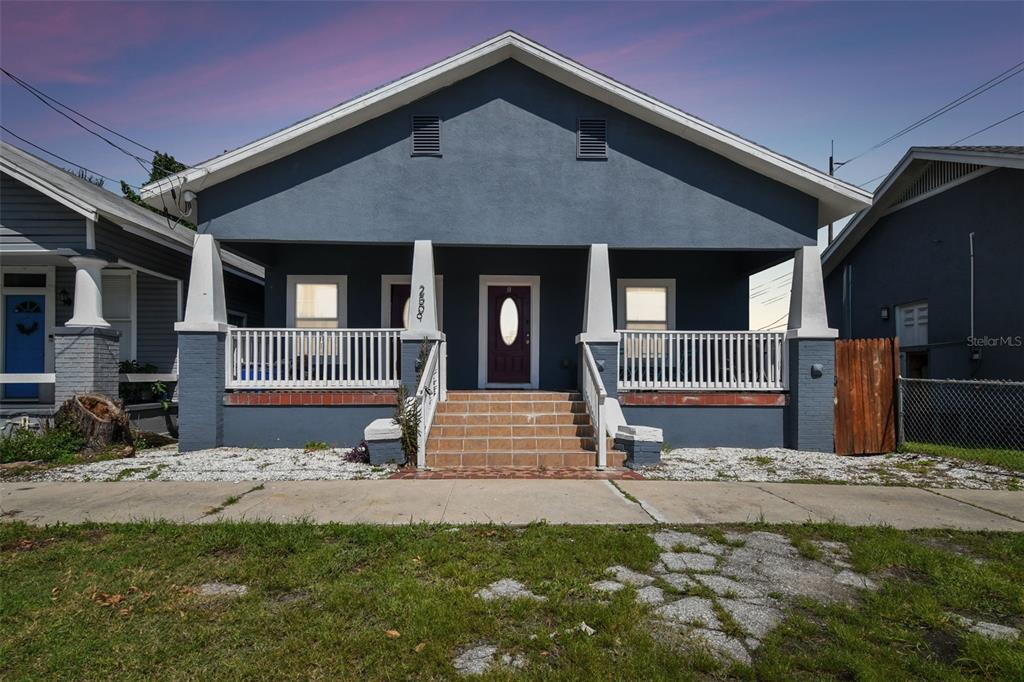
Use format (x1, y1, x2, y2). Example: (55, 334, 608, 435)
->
(898, 378, 1024, 451)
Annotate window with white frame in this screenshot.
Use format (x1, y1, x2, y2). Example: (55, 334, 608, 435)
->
(286, 275, 347, 328)
(616, 279, 676, 330)
(102, 270, 135, 361)
(897, 301, 928, 347)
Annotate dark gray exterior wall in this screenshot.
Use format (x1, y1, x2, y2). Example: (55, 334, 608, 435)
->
(824, 168, 1024, 380)
(258, 244, 754, 391)
(200, 60, 818, 250)
(621, 405, 785, 448)
(177, 332, 225, 451)
(136, 272, 179, 371)
(1, 173, 86, 251)
(223, 405, 393, 449)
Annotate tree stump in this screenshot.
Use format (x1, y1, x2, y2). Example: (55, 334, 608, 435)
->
(55, 394, 135, 458)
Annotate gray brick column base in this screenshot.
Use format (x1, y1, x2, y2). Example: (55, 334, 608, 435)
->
(177, 332, 225, 452)
(785, 338, 835, 453)
(53, 326, 120, 405)
(579, 341, 618, 398)
(615, 438, 663, 469)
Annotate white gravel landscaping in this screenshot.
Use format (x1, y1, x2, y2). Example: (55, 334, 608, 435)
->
(10, 445, 396, 482)
(640, 447, 1022, 490)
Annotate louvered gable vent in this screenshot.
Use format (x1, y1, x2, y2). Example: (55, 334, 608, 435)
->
(577, 119, 607, 159)
(411, 115, 441, 156)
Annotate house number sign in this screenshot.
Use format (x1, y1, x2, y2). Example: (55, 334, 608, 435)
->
(416, 285, 426, 322)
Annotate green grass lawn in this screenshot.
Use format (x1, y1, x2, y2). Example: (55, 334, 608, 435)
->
(2, 522, 1022, 680)
(904, 441, 1024, 474)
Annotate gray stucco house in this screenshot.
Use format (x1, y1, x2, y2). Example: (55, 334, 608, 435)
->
(142, 32, 870, 466)
(823, 146, 1023, 381)
(0, 141, 264, 424)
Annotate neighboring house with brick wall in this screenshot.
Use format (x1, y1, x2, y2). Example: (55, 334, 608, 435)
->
(0, 141, 264, 425)
(822, 146, 1024, 381)
(142, 32, 870, 465)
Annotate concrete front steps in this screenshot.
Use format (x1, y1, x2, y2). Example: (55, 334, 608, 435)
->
(425, 391, 625, 468)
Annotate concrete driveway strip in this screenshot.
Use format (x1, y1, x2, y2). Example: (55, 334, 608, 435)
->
(1, 482, 255, 524)
(926, 489, 1024, 523)
(757, 483, 1024, 531)
(440, 480, 653, 525)
(211, 480, 454, 524)
(616, 481, 819, 524)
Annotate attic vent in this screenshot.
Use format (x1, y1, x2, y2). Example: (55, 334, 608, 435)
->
(577, 119, 607, 159)
(411, 116, 441, 156)
(891, 160, 985, 206)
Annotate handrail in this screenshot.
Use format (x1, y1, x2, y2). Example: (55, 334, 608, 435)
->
(618, 330, 786, 391)
(581, 342, 608, 469)
(415, 340, 444, 468)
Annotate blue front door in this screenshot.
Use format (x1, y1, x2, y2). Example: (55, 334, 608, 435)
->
(4, 294, 45, 399)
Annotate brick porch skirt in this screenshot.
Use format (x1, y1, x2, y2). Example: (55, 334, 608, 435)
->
(618, 392, 787, 406)
(389, 466, 643, 480)
(224, 390, 397, 406)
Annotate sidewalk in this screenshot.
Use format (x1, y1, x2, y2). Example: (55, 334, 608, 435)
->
(2, 480, 1022, 530)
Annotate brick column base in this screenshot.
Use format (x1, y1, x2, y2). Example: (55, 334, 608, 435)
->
(53, 326, 120, 405)
(177, 332, 225, 452)
(579, 340, 618, 398)
(785, 338, 835, 453)
(400, 339, 424, 394)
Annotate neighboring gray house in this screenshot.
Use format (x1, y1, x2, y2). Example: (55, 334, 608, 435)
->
(823, 146, 1023, 381)
(142, 32, 870, 465)
(0, 141, 264, 419)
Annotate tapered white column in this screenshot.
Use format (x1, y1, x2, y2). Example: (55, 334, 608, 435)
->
(175, 234, 228, 332)
(576, 243, 618, 342)
(65, 255, 109, 327)
(402, 240, 442, 340)
(787, 245, 837, 338)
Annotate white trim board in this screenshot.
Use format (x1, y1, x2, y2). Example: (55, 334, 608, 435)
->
(477, 275, 541, 389)
(380, 275, 444, 328)
(141, 31, 870, 226)
(285, 275, 348, 327)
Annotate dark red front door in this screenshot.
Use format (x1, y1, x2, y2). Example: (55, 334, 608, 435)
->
(487, 285, 531, 383)
(389, 284, 411, 327)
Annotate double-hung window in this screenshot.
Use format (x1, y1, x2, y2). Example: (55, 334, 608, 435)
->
(286, 276, 347, 328)
(616, 279, 676, 331)
(102, 270, 135, 361)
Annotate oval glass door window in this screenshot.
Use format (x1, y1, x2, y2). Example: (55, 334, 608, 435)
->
(499, 297, 519, 346)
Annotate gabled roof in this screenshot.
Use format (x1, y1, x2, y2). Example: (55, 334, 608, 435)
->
(0, 141, 263, 279)
(141, 31, 870, 226)
(821, 146, 1024, 275)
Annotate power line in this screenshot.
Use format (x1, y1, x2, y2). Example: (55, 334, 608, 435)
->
(1, 67, 158, 154)
(1, 68, 185, 177)
(855, 108, 1024, 191)
(756, 312, 788, 331)
(0, 125, 140, 189)
(838, 60, 1024, 168)
(950, 108, 1024, 144)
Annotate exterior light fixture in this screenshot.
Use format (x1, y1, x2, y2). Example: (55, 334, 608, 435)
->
(58, 288, 73, 306)
(880, 306, 890, 321)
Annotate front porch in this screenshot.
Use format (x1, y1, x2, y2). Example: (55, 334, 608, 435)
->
(178, 237, 837, 464)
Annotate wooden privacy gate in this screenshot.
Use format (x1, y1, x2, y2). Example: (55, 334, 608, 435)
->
(834, 338, 899, 455)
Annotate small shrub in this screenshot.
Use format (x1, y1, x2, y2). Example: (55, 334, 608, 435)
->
(0, 426, 85, 465)
(392, 385, 420, 464)
(304, 441, 330, 452)
(344, 440, 371, 464)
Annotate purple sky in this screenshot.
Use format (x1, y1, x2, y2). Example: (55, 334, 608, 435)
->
(2, 1, 1022, 327)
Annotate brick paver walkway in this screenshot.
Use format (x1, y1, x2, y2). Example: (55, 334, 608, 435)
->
(389, 466, 644, 480)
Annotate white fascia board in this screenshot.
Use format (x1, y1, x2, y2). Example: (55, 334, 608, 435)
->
(910, 148, 1024, 169)
(141, 32, 870, 225)
(0, 159, 98, 222)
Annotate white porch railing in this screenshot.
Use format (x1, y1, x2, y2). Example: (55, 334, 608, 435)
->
(226, 328, 402, 389)
(415, 340, 445, 468)
(580, 343, 608, 469)
(0, 373, 56, 384)
(618, 330, 786, 391)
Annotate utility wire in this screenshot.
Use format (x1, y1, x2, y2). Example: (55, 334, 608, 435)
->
(1, 68, 185, 177)
(950, 108, 1024, 144)
(1, 67, 158, 154)
(0, 125, 140, 189)
(838, 60, 1024, 168)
